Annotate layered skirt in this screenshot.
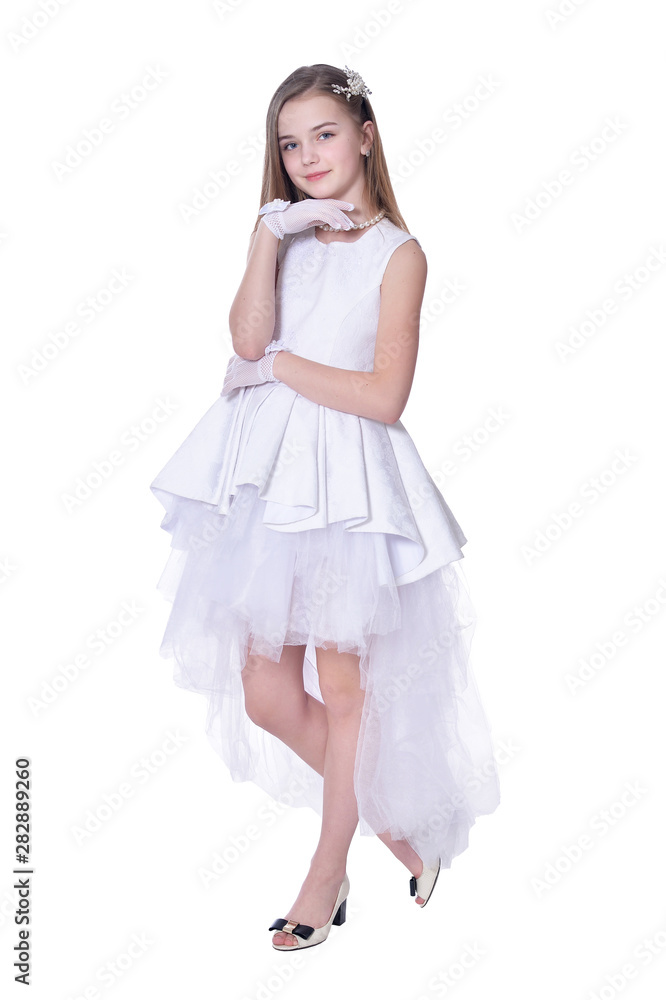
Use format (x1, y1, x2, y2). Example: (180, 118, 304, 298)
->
(152, 386, 500, 871)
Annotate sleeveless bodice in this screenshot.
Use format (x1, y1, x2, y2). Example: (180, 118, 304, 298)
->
(274, 219, 422, 370)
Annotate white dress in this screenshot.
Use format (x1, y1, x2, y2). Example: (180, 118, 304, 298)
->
(150, 217, 500, 870)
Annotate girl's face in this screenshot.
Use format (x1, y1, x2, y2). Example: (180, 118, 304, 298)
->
(277, 93, 374, 217)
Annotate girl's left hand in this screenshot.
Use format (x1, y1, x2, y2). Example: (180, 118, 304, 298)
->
(221, 340, 291, 395)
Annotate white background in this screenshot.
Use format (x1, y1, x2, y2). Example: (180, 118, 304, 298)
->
(2, 1, 665, 997)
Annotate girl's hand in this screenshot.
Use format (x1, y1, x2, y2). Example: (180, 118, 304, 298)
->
(258, 198, 355, 239)
(221, 340, 292, 396)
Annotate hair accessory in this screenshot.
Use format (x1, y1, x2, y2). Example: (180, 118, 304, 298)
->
(331, 65, 372, 102)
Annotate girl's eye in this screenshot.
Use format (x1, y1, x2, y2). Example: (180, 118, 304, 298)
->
(281, 132, 333, 152)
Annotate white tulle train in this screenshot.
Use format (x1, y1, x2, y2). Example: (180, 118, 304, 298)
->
(154, 480, 499, 871)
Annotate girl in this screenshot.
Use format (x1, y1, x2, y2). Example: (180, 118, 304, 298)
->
(150, 63, 499, 951)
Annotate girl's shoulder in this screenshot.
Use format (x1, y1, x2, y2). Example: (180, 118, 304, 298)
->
(372, 219, 424, 276)
(376, 218, 422, 249)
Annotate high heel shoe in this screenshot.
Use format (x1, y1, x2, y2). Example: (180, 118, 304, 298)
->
(410, 857, 441, 907)
(268, 874, 350, 951)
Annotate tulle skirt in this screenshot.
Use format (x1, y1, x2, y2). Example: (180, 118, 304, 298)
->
(155, 481, 499, 870)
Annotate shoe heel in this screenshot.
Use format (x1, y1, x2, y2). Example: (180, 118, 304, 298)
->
(332, 898, 346, 926)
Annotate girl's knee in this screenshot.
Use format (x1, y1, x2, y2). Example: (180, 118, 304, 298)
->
(315, 646, 362, 705)
(241, 646, 307, 729)
(241, 662, 277, 727)
(320, 685, 365, 718)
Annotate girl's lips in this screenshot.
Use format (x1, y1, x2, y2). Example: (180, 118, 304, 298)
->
(305, 170, 329, 180)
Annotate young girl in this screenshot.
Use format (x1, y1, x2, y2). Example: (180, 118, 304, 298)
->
(150, 63, 499, 951)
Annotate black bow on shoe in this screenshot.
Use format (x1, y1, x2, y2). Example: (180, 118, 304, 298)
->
(268, 918, 315, 941)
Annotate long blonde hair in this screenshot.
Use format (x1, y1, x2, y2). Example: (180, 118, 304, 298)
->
(250, 63, 410, 239)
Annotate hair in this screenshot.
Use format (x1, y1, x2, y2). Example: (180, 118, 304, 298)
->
(250, 63, 409, 240)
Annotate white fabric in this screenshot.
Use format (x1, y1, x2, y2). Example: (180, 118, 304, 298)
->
(150, 217, 500, 870)
(258, 198, 291, 214)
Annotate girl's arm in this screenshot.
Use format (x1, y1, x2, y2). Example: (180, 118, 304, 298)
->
(228, 222, 279, 360)
(272, 240, 427, 425)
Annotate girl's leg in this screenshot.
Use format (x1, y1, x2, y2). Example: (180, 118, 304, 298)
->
(241, 646, 427, 919)
(241, 643, 328, 767)
(269, 644, 364, 947)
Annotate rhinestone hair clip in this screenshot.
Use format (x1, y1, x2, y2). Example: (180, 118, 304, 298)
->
(331, 65, 372, 102)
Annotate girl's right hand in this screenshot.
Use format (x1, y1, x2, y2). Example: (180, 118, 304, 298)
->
(258, 198, 355, 239)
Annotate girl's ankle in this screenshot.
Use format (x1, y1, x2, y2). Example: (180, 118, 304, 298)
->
(308, 858, 347, 881)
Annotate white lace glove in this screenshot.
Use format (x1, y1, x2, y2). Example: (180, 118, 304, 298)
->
(221, 340, 292, 396)
(258, 197, 355, 239)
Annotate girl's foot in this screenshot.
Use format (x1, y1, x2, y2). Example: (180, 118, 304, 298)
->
(271, 864, 347, 948)
(377, 833, 427, 903)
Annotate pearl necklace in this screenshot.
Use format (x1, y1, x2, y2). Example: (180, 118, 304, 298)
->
(317, 210, 386, 232)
